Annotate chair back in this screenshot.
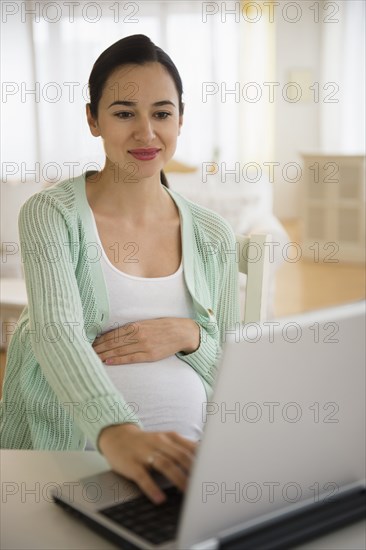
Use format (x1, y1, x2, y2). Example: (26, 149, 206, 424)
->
(236, 233, 272, 324)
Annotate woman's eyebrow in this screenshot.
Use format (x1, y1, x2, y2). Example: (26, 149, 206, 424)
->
(108, 100, 176, 109)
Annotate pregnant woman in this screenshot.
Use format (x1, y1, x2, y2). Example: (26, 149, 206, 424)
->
(0, 34, 241, 504)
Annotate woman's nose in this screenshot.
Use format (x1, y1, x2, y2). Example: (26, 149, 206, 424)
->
(133, 117, 156, 142)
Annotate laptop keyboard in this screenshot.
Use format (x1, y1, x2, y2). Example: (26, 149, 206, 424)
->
(100, 485, 184, 545)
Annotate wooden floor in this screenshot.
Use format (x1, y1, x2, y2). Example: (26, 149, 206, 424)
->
(273, 220, 365, 317)
(1, 220, 365, 396)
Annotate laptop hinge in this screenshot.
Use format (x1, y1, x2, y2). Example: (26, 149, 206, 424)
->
(216, 486, 366, 550)
(190, 538, 219, 550)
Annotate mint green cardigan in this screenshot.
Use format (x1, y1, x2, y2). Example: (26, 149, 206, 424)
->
(0, 171, 241, 450)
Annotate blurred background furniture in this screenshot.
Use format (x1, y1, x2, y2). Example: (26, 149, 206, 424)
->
(0, 279, 27, 319)
(0, 278, 27, 349)
(1, 180, 39, 350)
(167, 169, 290, 320)
(300, 154, 365, 263)
(0, 172, 290, 347)
(1, 180, 41, 279)
(0, 233, 273, 350)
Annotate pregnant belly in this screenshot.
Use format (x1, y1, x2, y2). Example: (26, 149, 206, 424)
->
(104, 356, 207, 441)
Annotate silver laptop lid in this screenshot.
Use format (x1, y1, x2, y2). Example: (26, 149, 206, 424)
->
(177, 301, 366, 549)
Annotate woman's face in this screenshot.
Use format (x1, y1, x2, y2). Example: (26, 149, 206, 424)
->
(86, 62, 183, 181)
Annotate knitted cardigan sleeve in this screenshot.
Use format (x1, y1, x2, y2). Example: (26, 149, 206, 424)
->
(18, 193, 144, 449)
(176, 218, 241, 390)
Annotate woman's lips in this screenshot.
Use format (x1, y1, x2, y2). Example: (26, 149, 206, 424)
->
(128, 148, 161, 160)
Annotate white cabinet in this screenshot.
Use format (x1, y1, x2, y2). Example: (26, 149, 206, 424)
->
(300, 154, 365, 263)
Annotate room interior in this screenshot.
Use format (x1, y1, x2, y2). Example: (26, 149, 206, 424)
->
(1, 1, 365, 387)
(1, 3, 365, 549)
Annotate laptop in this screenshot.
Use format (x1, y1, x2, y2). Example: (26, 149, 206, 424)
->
(52, 300, 366, 549)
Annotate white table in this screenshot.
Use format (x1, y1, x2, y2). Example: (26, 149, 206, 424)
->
(1, 451, 365, 550)
(0, 278, 28, 349)
(0, 278, 27, 315)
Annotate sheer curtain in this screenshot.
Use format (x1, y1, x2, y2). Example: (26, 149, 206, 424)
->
(1, 12, 39, 178)
(239, 0, 276, 165)
(1, 1, 249, 184)
(2, 1, 364, 186)
(320, 0, 365, 153)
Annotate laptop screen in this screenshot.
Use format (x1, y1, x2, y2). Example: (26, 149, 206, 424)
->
(177, 301, 366, 548)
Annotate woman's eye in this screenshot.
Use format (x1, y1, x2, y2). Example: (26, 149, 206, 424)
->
(113, 111, 172, 120)
(114, 112, 133, 119)
(155, 112, 172, 119)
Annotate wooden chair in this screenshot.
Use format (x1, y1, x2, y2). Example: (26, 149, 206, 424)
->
(236, 233, 272, 324)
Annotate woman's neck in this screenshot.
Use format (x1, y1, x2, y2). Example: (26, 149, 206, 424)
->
(85, 168, 177, 226)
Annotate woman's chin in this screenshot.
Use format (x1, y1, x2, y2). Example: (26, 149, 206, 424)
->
(105, 160, 164, 182)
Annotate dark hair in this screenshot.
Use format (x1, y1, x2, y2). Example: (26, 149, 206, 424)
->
(88, 34, 184, 189)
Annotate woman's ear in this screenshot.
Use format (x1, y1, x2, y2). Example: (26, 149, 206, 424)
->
(86, 103, 100, 137)
(178, 105, 184, 136)
(178, 119, 183, 136)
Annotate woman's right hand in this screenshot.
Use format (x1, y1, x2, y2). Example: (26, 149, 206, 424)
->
(97, 423, 198, 504)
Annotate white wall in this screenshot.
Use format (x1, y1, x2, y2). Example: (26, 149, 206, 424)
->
(273, 3, 322, 220)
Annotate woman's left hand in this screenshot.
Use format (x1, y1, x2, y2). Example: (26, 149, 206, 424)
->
(92, 317, 200, 365)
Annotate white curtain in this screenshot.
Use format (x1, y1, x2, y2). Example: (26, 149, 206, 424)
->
(238, 1, 276, 166)
(1, 1, 364, 187)
(1, 11, 40, 179)
(1, 1, 248, 184)
(320, 0, 365, 153)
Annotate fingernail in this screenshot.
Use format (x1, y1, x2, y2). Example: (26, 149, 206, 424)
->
(153, 492, 166, 504)
(105, 359, 113, 365)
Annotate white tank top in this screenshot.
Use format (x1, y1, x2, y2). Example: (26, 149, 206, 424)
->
(85, 208, 207, 449)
